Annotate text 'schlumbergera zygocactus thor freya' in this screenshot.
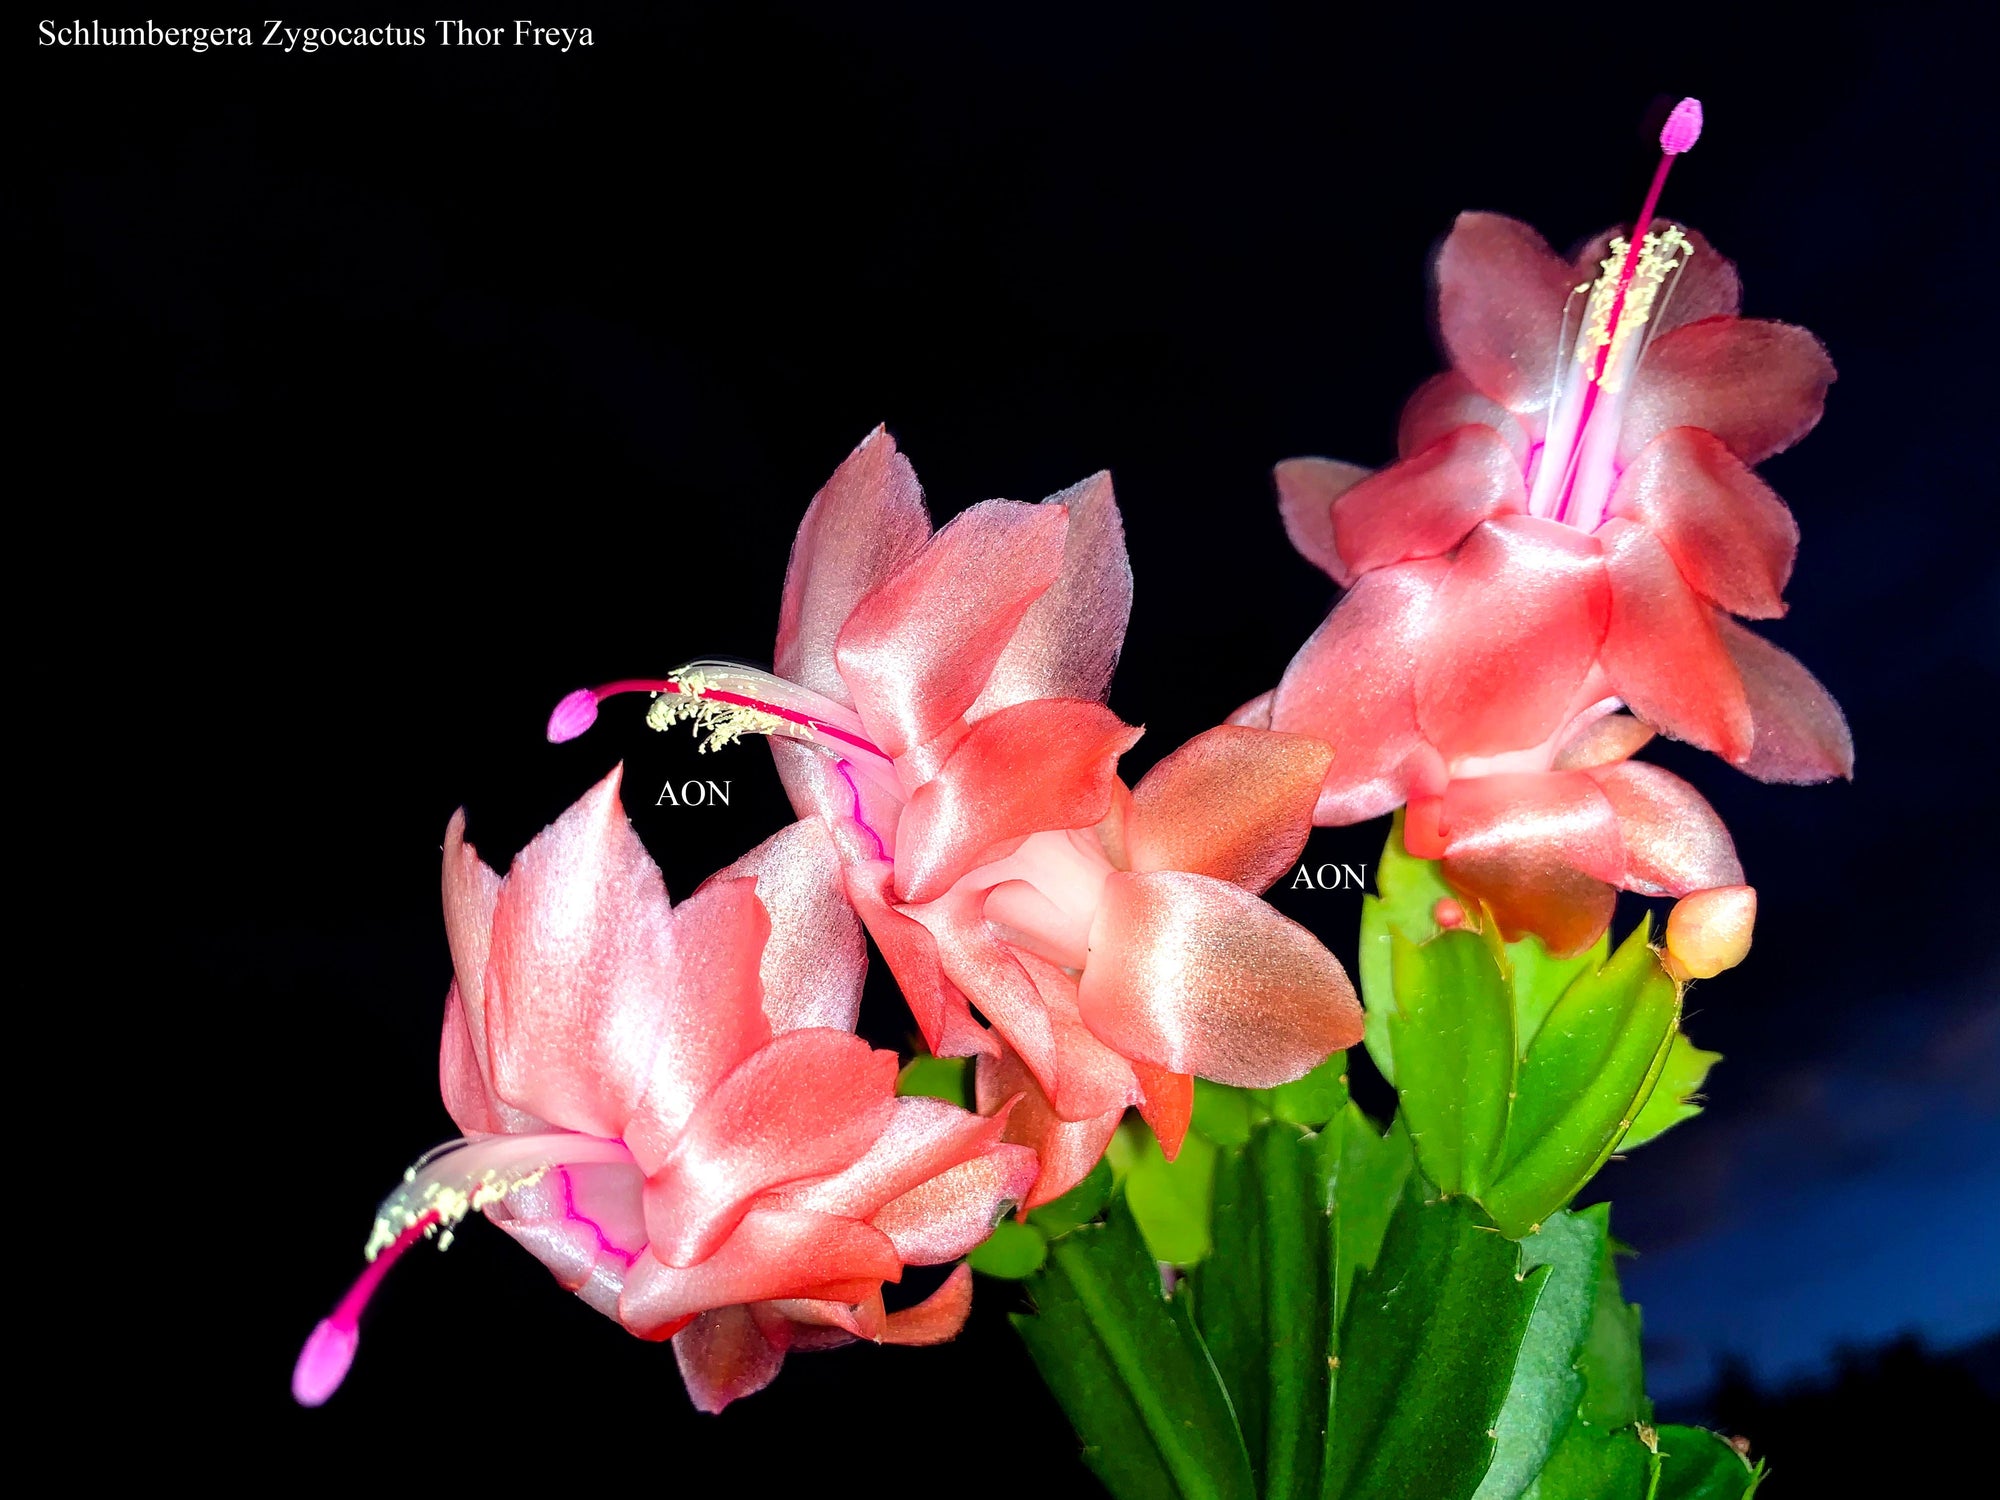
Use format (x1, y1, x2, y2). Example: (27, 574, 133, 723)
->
(299, 99, 1839, 1497)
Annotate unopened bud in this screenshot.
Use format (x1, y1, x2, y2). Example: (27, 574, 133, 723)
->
(1665, 884, 1756, 981)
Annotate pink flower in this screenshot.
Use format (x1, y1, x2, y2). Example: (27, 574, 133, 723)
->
(551, 430, 1361, 1204)
(1270, 121, 1851, 827)
(295, 766, 1036, 1413)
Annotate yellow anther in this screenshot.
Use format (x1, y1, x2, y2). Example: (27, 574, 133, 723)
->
(646, 669, 804, 753)
(363, 1163, 548, 1261)
(1574, 226, 1693, 391)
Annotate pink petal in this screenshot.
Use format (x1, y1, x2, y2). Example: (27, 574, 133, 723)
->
(484, 767, 767, 1138)
(894, 698, 1141, 903)
(1398, 372, 1532, 463)
(1132, 1062, 1194, 1160)
(969, 471, 1133, 717)
(634, 875, 780, 1142)
(1125, 726, 1332, 893)
(1334, 425, 1529, 578)
(1621, 318, 1836, 466)
(1441, 770, 1625, 881)
(1436, 770, 1623, 956)
(441, 808, 501, 1038)
(1271, 559, 1450, 824)
(775, 427, 932, 705)
(976, 1045, 1124, 1209)
(869, 1140, 1041, 1263)
(775, 1095, 1010, 1221)
(619, 1208, 902, 1338)
(1227, 690, 1274, 728)
(1588, 761, 1743, 897)
(1275, 458, 1371, 585)
(1017, 947, 1146, 1122)
(1550, 712, 1655, 772)
(1436, 213, 1580, 413)
(1714, 617, 1855, 782)
(1403, 793, 1448, 859)
(638, 1029, 898, 1266)
(673, 1303, 788, 1414)
(842, 861, 993, 1060)
(882, 1263, 976, 1345)
(440, 983, 504, 1136)
(1413, 517, 1610, 761)
(768, 738, 905, 859)
(759, 1293, 882, 1345)
(835, 499, 1069, 758)
(1570, 223, 1741, 340)
(1609, 426, 1798, 619)
(707, 819, 867, 1034)
(492, 1159, 649, 1322)
(1598, 519, 1753, 763)
(440, 812, 543, 1133)
(1077, 871, 1361, 1088)
(905, 882, 1061, 1101)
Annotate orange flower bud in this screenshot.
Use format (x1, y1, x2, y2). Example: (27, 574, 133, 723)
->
(1665, 885, 1757, 981)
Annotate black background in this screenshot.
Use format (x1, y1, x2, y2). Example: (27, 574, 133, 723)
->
(21, 0, 1997, 1484)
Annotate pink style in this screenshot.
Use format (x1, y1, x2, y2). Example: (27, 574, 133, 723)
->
(552, 429, 1362, 1206)
(296, 767, 1036, 1413)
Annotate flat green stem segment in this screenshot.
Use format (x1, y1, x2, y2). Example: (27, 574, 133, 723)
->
(1651, 1426, 1765, 1500)
(1521, 1423, 1652, 1500)
(1576, 1237, 1647, 1430)
(1322, 1191, 1542, 1500)
(1389, 929, 1515, 1197)
(1521, 1423, 1763, 1500)
(895, 1053, 970, 1107)
(1122, 1123, 1219, 1265)
(1194, 1143, 1268, 1484)
(1327, 1107, 1410, 1331)
(1485, 924, 1678, 1237)
(967, 1216, 1047, 1278)
(1015, 1198, 1256, 1500)
(1504, 932, 1606, 1055)
(1359, 811, 1460, 1084)
(1472, 1207, 1610, 1500)
(1254, 1125, 1331, 1500)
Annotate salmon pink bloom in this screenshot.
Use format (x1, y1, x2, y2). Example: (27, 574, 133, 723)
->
(549, 430, 1362, 1204)
(295, 766, 1036, 1413)
(1270, 100, 1852, 828)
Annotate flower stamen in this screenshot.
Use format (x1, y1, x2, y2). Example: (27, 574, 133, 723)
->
(293, 1133, 632, 1406)
(1537, 96, 1704, 530)
(546, 662, 892, 768)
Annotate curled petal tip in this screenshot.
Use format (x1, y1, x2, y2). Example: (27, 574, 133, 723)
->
(292, 1318, 358, 1408)
(1665, 884, 1755, 981)
(546, 688, 600, 744)
(1661, 97, 1703, 155)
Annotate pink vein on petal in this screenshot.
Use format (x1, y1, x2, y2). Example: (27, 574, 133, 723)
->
(558, 1167, 641, 1265)
(837, 759, 888, 860)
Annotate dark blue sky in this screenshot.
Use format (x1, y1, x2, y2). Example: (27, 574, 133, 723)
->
(27, 0, 1995, 1469)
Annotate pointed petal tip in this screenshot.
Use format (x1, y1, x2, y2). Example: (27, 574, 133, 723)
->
(546, 688, 600, 744)
(292, 1318, 358, 1408)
